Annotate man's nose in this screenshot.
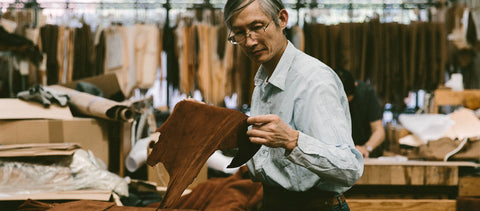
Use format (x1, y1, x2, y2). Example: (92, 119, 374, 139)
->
(244, 33, 258, 46)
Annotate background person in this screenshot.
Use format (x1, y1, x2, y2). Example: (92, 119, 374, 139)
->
(337, 68, 386, 158)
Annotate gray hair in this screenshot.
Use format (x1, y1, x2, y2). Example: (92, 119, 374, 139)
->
(223, 0, 285, 29)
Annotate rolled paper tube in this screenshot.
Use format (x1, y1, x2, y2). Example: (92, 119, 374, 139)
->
(49, 85, 133, 122)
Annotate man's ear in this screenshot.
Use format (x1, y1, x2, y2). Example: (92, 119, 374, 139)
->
(278, 9, 288, 30)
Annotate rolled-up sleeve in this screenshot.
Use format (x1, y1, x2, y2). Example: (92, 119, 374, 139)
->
(288, 132, 364, 188)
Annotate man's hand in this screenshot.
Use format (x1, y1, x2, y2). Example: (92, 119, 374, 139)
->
(355, 145, 369, 158)
(246, 114, 298, 151)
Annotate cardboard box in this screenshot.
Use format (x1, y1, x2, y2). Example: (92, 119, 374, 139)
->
(0, 73, 133, 175)
(0, 143, 81, 157)
(0, 98, 73, 120)
(0, 85, 131, 173)
(0, 118, 110, 166)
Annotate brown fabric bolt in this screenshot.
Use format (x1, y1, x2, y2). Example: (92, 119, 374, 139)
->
(146, 100, 261, 209)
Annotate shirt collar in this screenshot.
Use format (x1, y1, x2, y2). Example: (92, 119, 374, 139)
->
(254, 66, 268, 86)
(254, 41, 296, 90)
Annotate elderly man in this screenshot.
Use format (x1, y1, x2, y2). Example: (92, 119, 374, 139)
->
(223, 0, 364, 210)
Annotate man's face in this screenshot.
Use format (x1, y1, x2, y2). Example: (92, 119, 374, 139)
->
(229, 1, 287, 65)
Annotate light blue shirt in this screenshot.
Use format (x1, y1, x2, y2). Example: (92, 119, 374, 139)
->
(246, 41, 364, 194)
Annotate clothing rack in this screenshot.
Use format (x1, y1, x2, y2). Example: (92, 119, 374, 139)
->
(8, 0, 450, 11)
(4, 0, 451, 27)
(4, 0, 41, 28)
(9, 1, 225, 10)
(2, 0, 455, 109)
(289, 0, 450, 23)
(290, 1, 448, 10)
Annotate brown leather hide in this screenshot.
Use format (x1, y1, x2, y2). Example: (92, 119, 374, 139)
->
(146, 100, 260, 209)
(147, 165, 263, 211)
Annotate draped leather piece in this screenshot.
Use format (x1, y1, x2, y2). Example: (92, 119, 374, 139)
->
(56, 26, 76, 84)
(94, 30, 106, 76)
(147, 165, 263, 210)
(103, 25, 130, 96)
(157, 25, 164, 86)
(67, 27, 75, 83)
(408, 22, 417, 92)
(133, 24, 160, 90)
(400, 24, 409, 100)
(326, 24, 337, 70)
(232, 44, 257, 107)
(56, 26, 66, 84)
(389, 23, 403, 106)
(209, 26, 227, 106)
(177, 24, 197, 95)
(191, 24, 235, 106)
(221, 26, 236, 99)
(40, 25, 59, 85)
(164, 21, 180, 90)
(146, 100, 261, 209)
(73, 24, 94, 81)
(195, 24, 212, 103)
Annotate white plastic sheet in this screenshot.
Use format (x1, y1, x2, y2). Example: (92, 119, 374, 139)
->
(0, 149, 128, 198)
(398, 113, 455, 143)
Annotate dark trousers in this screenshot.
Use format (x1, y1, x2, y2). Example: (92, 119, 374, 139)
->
(261, 185, 350, 211)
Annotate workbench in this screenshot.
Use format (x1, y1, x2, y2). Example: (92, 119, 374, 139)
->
(346, 159, 480, 210)
(433, 89, 480, 113)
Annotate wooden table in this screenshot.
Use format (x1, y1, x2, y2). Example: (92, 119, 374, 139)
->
(346, 159, 480, 210)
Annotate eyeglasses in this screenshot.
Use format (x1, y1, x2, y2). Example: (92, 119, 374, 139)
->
(227, 22, 271, 45)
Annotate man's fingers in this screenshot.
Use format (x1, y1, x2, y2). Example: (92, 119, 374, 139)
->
(247, 115, 277, 125)
(249, 136, 267, 145)
(246, 128, 271, 138)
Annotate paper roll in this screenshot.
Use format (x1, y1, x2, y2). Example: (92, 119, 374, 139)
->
(126, 137, 152, 172)
(206, 150, 240, 175)
(49, 85, 133, 122)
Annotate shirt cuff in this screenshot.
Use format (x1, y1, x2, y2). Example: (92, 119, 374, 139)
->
(285, 131, 316, 159)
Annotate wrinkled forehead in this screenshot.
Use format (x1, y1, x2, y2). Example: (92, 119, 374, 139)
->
(229, 1, 269, 29)
(225, 0, 264, 28)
